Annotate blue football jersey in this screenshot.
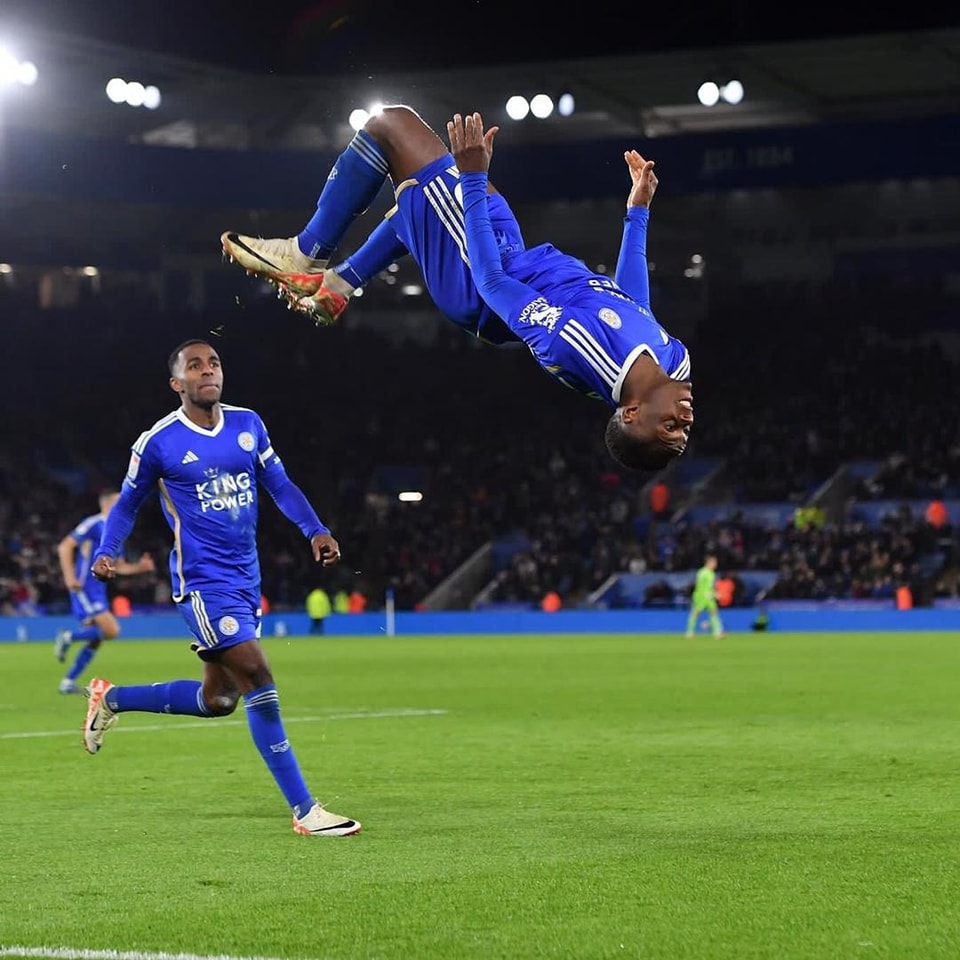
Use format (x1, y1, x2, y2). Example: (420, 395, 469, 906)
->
(502, 244, 690, 403)
(115, 404, 289, 600)
(69, 513, 106, 591)
(456, 172, 692, 404)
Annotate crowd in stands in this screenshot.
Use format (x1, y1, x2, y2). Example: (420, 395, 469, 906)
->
(2, 267, 958, 615)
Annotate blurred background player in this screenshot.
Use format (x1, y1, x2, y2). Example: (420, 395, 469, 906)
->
(685, 554, 726, 639)
(83, 339, 360, 838)
(221, 104, 692, 472)
(54, 490, 155, 694)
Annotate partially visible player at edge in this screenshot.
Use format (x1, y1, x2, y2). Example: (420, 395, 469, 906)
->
(54, 489, 155, 693)
(84, 339, 360, 838)
(221, 104, 692, 471)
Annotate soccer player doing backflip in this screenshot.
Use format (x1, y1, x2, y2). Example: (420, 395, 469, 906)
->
(221, 105, 693, 472)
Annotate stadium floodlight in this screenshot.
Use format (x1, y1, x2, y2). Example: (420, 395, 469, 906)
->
(557, 92, 575, 117)
(106, 77, 127, 103)
(348, 108, 369, 131)
(505, 95, 529, 121)
(398, 491, 424, 503)
(720, 79, 744, 104)
(400, 284, 423, 296)
(0, 263, 12, 274)
(124, 81, 145, 107)
(105, 77, 163, 108)
(530, 93, 554, 119)
(17, 60, 37, 85)
(0, 47, 37, 87)
(697, 81, 720, 107)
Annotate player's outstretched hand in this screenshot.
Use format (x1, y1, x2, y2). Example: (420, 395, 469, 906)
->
(92, 556, 117, 581)
(447, 112, 499, 174)
(625, 150, 658, 210)
(311, 533, 341, 567)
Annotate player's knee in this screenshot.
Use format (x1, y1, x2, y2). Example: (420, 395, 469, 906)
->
(204, 692, 240, 716)
(364, 104, 419, 140)
(101, 625, 121, 640)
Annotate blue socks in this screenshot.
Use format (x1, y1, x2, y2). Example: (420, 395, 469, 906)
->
(108, 680, 212, 716)
(65, 644, 98, 682)
(244, 684, 313, 815)
(101, 679, 314, 816)
(333, 218, 409, 289)
(297, 130, 390, 260)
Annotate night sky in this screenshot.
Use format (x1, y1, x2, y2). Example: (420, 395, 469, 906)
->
(2, 0, 957, 75)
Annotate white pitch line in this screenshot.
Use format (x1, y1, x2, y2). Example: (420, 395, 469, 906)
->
(0, 708, 447, 741)
(0, 949, 317, 960)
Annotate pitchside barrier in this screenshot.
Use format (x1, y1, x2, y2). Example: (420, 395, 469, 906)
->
(3, 603, 960, 642)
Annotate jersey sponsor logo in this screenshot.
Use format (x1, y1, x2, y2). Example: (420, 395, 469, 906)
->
(598, 308, 622, 329)
(181, 450, 199, 464)
(195, 471, 255, 515)
(517, 297, 563, 333)
(218, 615, 239, 636)
(237, 431, 256, 452)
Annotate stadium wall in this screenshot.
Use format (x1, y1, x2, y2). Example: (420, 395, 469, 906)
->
(4, 114, 958, 210)
(3, 606, 960, 642)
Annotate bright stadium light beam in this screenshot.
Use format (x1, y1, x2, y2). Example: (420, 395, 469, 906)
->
(720, 79, 744, 104)
(557, 92, 575, 117)
(106, 77, 127, 103)
(17, 60, 37, 85)
(530, 93, 554, 119)
(143, 84, 161, 109)
(124, 80, 145, 107)
(398, 491, 423, 503)
(697, 81, 720, 107)
(505, 95, 529, 120)
(348, 108, 369, 131)
(0, 47, 20, 85)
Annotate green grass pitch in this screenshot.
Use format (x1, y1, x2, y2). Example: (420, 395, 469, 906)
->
(1, 631, 959, 959)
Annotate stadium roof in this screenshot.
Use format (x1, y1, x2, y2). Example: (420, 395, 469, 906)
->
(2, 25, 959, 152)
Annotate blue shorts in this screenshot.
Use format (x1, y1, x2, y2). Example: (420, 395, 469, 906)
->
(388, 153, 520, 345)
(178, 588, 262, 659)
(71, 585, 109, 623)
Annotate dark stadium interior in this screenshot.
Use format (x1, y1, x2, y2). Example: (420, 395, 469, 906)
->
(2, 12, 960, 620)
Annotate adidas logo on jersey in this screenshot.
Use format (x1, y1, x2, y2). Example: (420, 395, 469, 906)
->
(181, 450, 199, 464)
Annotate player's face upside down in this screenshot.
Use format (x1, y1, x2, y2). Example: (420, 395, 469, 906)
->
(627, 379, 694, 456)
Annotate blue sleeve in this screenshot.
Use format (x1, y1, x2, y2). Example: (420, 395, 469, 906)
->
(460, 172, 544, 322)
(95, 442, 161, 560)
(254, 417, 329, 539)
(614, 207, 651, 308)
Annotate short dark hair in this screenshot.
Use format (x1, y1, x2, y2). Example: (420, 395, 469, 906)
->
(168, 339, 213, 376)
(604, 411, 677, 472)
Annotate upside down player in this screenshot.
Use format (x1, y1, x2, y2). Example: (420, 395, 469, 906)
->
(83, 339, 360, 838)
(221, 105, 693, 472)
